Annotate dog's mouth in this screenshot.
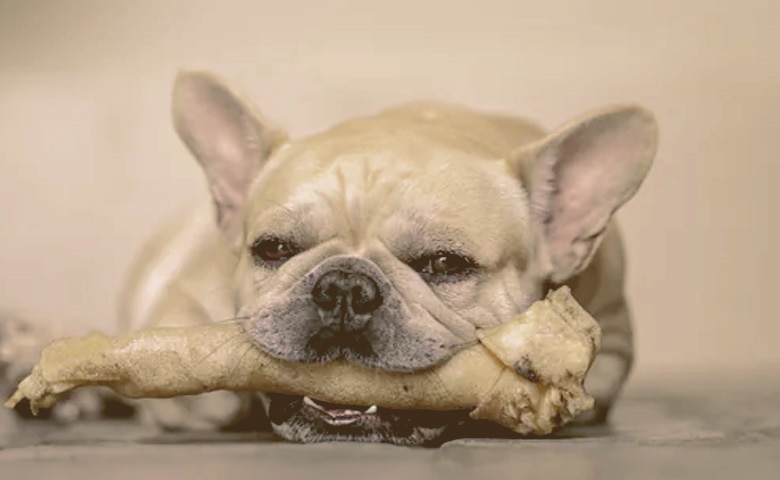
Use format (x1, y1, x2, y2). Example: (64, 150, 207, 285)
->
(264, 393, 470, 446)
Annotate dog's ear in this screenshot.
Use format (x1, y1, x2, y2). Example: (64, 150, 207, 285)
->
(511, 105, 658, 283)
(172, 71, 288, 234)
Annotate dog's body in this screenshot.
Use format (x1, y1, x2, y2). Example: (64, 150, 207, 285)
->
(117, 72, 656, 445)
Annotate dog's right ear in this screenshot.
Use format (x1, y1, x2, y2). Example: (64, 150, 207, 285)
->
(509, 105, 657, 283)
(172, 71, 288, 235)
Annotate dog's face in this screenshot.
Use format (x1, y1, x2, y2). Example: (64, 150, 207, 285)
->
(173, 72, 656, 445)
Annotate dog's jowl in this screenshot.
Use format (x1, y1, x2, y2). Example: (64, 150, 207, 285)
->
(118, 71, 657, 444)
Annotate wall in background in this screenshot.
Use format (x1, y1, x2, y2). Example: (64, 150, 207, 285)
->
(1, 0, 777, 378)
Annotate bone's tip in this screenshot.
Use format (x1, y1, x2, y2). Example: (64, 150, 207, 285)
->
(3, 390, 23, 410)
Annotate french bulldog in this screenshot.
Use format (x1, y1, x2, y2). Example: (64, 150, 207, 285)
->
(117, 71, 657, 445)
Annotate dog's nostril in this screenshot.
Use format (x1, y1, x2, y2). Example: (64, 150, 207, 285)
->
(311, 270, 383, 315)
(311, 283, 339, 311)
(350, 283, 382, 315)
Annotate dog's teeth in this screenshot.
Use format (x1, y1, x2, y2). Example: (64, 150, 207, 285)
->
(303, 396, 377, 416)
(303, 396, 321, 409)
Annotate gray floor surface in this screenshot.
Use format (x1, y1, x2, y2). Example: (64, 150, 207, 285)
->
(1, 370, 778, 479)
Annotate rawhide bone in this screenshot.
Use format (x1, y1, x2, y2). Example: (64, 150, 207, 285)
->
(5, 287, 600, 435)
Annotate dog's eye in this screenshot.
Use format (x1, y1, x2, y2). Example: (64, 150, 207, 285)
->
(251, 238, 298, 266)
(431, 254, 470, 275)
(409, 252, 475, 281)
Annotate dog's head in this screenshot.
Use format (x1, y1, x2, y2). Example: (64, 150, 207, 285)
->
(172, 71, 657, 445)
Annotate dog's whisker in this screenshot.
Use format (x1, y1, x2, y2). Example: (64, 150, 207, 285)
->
(230, 342, 261, 377)
(195, 332, 250, 366)
(213, 315, 251, 324)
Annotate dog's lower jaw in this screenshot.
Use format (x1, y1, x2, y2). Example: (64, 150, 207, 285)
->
(270, 416, 449, 447)
(260, 393, 469, 446)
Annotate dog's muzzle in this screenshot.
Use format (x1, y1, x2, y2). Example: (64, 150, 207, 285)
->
(307, 269, 383, 357)
(246, 255, 481, 445)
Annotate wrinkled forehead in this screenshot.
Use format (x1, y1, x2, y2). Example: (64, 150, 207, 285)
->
(245, 134, 532, 259)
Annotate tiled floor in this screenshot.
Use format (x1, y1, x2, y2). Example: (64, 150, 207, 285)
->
(1, 370, 778, 479)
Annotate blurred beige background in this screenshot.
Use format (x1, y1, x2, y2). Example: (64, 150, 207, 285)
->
(0, 0, 777, 380)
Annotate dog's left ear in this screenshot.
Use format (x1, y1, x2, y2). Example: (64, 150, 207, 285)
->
(511, 105, 658, 283)
(172, 71, 288, 235)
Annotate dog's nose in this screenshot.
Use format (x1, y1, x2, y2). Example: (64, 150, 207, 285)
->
(311, 270, 383, 317)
